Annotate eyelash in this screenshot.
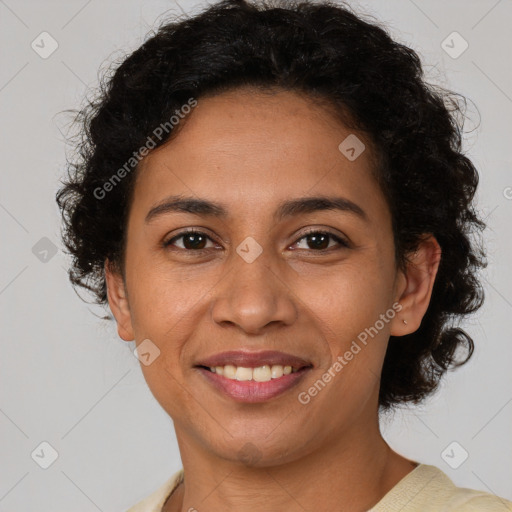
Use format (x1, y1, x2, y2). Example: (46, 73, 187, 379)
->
(163, 228, 350, 254)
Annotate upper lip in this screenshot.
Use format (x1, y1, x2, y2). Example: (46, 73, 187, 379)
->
(195, 350, 312, 370)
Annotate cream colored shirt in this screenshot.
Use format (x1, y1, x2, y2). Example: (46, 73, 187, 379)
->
(126, 463, 512, 511)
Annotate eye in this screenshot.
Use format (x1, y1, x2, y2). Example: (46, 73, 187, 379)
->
(163, 229, 218, 251)
(163, 228, 350, 253)
(290, 230, 349, 252)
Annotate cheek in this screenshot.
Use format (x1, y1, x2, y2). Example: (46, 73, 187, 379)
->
(296, 273, 392, 418)
(139, 360, 197, 425)
(290, 264, 395, 409)
(131, 280, 201, 416)
(292, 259, 394, 337)
(126, 260, 207, 335)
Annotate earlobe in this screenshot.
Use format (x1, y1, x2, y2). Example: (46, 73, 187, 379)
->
(391, 235, 442, 336)
(104, 259, 135, 342)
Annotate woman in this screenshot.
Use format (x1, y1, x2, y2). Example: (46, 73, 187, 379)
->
(55, 0, 512, 510)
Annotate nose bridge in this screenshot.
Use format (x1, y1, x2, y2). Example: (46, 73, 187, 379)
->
(210, 241, 297, 332)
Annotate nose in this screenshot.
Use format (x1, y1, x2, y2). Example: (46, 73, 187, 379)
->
(210, 249, 298, 334)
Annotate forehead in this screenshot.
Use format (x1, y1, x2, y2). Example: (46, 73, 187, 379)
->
(131, 88, 387, 222)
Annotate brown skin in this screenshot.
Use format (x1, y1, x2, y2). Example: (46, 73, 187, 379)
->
(105, 87, 441, 511)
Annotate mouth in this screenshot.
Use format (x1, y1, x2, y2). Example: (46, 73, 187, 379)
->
(197, 363, 305, 381)
(194, 350, 313, 403)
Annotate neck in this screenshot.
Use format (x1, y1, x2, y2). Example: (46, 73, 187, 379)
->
(164, 409, 416, 511)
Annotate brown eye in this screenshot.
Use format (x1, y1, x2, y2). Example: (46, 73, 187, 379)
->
(164, 230, 215, 251)
(292, 231, 349, 251)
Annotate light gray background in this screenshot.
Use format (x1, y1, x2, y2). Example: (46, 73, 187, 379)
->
(0, 0, 511, 510)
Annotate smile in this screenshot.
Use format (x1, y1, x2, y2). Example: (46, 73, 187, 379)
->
(205, 364, 300, 381)
(196, 364, 312, 403)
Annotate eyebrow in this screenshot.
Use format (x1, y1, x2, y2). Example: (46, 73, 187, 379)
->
(145, 194, 368, 224)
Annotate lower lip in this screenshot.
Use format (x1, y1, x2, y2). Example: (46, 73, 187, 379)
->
(196, 367, 311, 403)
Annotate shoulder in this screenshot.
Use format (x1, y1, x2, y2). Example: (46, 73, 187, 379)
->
(453, 493, 512, 511)
(126, 468, 184, 512)
(369, 464, 512, 512)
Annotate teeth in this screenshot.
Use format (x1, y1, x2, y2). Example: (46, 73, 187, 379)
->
(235, 366, 252, 381)
(207, 364, 300, 382)
(271, 365, 283, 379)
(253, 365, 271, 382)
(223, 364, 236, 379)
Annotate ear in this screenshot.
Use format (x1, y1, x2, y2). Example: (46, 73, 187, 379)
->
(104, 259, 135, 342)
(390, 234, 442, 336)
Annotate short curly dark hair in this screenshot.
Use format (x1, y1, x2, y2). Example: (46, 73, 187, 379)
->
(56, 0, 487, 410)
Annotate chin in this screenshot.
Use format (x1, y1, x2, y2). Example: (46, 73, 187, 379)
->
(206, 429, 315, 469)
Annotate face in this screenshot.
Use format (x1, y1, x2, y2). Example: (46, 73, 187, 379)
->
(106, 87, 424, 467)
